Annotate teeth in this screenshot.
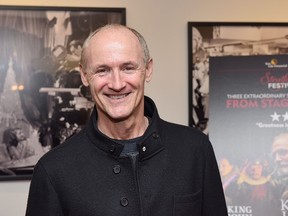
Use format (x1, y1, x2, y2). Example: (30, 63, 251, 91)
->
(109, 94, 127, 99)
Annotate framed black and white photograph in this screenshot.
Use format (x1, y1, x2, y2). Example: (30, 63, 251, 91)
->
(0, 5, 125, 180)
(188, 22, 288, 134)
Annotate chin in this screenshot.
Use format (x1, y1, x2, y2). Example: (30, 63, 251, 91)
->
(108, 112, 131, 121)
(108, 107, 132, 118)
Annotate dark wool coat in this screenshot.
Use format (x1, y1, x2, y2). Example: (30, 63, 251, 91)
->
(26, 96, 228, 216)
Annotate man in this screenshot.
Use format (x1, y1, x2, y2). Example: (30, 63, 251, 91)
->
(218, 157, 239, 205)
(271, 133, 288, 199)
(26, 24, 227, 216)
(236, 159, 272, 216)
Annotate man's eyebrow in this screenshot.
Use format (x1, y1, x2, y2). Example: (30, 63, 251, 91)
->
(88, 61, 139, 70)
(88, 64, 109, 71)
(121, 61, 141, 67)
(121, 61, 138, 65)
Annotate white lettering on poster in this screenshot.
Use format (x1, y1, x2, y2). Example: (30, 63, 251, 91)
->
(227, 205, 252, 216)
(282, 200, 288, 216)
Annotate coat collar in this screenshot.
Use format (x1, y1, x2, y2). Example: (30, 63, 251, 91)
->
(85, 96, 165, 160)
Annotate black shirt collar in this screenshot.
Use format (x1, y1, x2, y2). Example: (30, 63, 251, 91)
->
(85, 96, 164, 160)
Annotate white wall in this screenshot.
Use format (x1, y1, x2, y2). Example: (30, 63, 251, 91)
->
(0, 0, 287, 215)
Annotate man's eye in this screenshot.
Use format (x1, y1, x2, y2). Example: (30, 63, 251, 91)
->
(97, 68, 108, 73)
(122, 66, 136, 74)
(95, 68, 110, 76)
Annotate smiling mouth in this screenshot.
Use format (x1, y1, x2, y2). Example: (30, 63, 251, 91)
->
(107, 93, 130, 100)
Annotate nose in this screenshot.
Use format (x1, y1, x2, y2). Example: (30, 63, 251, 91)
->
(107, 70, 126, 91)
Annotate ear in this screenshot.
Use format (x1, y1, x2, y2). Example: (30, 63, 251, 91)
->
(145, 58, 153, 82)
(79, 63, 89, 87)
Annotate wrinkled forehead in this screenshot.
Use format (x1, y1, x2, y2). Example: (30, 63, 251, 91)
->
(80, 25, 149, 70)
(89, 27, 141, 50)
(86, 27, 143, 61)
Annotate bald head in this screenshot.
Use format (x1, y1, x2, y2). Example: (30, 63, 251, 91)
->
(80, 24, 150, 71)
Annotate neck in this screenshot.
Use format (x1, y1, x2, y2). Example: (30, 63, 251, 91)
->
(97, 116, 149, 140)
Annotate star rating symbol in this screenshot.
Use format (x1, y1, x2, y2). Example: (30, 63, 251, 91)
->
(283, 112, 288, 121)
(271, 112, 280, 121)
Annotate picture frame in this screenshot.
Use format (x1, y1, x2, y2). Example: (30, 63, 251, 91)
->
(188, 22, 288, 134)
(0, 5, 125, 180)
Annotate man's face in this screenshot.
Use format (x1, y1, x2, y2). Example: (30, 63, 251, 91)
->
(80, 27, 153, 122)
(249, 164, 263, 180)
(272, 136, 288, 178)
(273, 149, 288, 177)
(219, 158, 233, 177)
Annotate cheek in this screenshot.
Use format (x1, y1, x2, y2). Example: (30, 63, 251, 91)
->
(124, 75, 145, 88)
(137, 73, 147, 86)
(86, 77, 104, 94)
